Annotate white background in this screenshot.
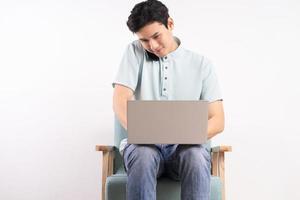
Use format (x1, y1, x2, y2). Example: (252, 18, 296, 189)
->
(1, 0, 300, 199)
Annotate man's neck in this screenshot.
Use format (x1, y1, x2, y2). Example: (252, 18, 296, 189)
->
(168, 37, 179, 54)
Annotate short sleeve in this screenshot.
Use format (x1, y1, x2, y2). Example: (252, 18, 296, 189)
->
(112, 42, 143, 92)
(200, 58, 223, 102)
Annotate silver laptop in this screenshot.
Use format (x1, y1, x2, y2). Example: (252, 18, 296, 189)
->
(127, 100, 208, 144)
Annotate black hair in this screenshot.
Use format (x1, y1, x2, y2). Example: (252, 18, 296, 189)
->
(127, 0, 170, 33)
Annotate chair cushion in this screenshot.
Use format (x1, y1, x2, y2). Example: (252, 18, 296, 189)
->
(106, 174, 221, 200)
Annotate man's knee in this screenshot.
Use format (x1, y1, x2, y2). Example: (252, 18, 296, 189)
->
(124, 145, 161, 172)
(178, 145, 211, 169)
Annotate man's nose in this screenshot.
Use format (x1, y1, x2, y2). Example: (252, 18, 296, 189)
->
(149, 39, 159, 51)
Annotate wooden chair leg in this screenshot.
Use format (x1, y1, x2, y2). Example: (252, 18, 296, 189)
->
(211, 151, 226, 200)
(219, 153, 225, 200)
(211, 151, 219, 176)
(211, 146, 231, 200)
(96, 145, 115, 200)
(101, 151, 114, 200)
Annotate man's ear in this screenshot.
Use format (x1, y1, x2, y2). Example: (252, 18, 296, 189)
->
(167, 17, 174, 30)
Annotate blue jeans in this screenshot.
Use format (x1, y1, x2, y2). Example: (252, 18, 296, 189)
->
(123, 144, 211, 200)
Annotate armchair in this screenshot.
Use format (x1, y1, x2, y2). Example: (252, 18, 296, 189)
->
(96, 119, 231, 200)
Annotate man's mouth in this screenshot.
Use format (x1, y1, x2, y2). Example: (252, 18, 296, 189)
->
(154, 48, 163, 54)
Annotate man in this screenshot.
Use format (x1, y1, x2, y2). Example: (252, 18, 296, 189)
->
(112, 0, 224, 199)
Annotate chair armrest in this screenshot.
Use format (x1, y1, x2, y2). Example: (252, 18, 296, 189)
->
(211, 145, 232, 153)
(211, 145, 232, 200)
(96, 145, 115, 200)
(95, 145, 115, 153)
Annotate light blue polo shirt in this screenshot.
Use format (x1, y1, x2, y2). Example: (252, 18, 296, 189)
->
(113, 37, 222, 153)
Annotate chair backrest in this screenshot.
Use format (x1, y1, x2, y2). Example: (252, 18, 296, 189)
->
(113, 117, 127, 173)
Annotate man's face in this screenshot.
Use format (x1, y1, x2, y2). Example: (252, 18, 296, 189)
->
(136, 18, 177, 57)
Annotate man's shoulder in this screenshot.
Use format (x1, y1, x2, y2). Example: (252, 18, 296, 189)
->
(180, 48, 209, 65)
(127, 40, 144, 52)
(122, 40, 145, 60)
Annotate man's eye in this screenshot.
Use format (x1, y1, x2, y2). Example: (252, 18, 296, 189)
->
(154, 35, 160, 39)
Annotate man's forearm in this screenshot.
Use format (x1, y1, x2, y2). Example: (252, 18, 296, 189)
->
(113, 98, 128, 130)
(207, 115, 224, 139)
(113, 85, 134, 130)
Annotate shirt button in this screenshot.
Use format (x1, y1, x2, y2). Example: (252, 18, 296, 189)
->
(164, 77, 167, 80)
(165, 66, 168, 69)
(164, 56, 167, 59)
(163, 88, 166, 91)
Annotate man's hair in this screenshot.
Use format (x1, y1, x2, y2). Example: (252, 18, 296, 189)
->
(127, 0, 170, 33)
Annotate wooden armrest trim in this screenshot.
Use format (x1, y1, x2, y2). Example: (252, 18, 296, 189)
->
(211, 145, 232, 153)
(95, 145, 115, 152)
(211, 146, 230, 200)
(98, 146, 115, 200)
